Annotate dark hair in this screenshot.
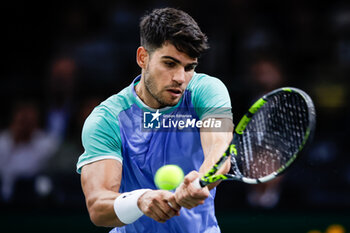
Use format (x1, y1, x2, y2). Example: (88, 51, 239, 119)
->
(140, 8, 209, 58)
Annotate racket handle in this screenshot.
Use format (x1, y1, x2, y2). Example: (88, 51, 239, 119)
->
(192, 177, 204, 189)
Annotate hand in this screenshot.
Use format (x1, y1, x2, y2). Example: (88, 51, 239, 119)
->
(137, 190, 181, 223)
(174, 171, 210, 209)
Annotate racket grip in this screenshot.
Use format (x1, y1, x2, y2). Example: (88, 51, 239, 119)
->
(192, 177, 204, 189)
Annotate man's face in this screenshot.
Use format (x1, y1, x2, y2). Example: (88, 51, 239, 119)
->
(142, 43, 198, 108)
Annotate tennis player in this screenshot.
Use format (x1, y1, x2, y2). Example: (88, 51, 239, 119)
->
(77, 8, 233, 233)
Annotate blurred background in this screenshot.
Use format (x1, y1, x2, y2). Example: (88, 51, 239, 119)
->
(1, 0, 349, 232)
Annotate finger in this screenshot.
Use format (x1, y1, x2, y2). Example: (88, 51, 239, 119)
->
(183, 195, 206, 206)
(179, 196, 205, 209)
(168, 195, 181, 210)
(143, 204, 167, 223)
(174, 183, 188, 203)
(148, 202, 171, 222)
(175, 183, 203, 204)
(150, 200, 179, 221)
(190, 177, 203, 190)
(167, 195, 181, 214)
(152, 210, 168, 223)
(167, 201, 181, 216)
(177, 198, 196, 209)
(159, 200, 178, 218)
(153, 191, 179, 219)
(188, 186, 210, 199)
(175, 191, 205, 208)
(140, 192, 173, 222)
(183, 171, 199, 185)
(160, 192, 181, 216)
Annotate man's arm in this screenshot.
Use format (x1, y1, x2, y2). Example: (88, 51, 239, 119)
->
(198, 118, 233, 188)
(175, 118, 233, 209)
(81, 159, 181, 227)
(81, 159, 123, 226)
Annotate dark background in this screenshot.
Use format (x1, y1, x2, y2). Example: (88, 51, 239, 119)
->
(1, 0, 349, 232)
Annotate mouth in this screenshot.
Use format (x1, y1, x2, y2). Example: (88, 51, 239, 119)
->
(166, 88, 183, 97)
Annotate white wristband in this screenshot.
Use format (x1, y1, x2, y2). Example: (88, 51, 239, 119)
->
(114, 189, 150, 224)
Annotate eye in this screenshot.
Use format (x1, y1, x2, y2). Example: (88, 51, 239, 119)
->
(164, 61, 176, 68)
(185, 64, 196, 72)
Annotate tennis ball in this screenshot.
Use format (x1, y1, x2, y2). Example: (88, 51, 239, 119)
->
(154, 165, 184, 190)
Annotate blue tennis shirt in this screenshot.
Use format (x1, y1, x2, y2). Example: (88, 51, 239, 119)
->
(77, 73, 232, 233)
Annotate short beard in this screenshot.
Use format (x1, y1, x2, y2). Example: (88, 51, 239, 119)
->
(144, 67, 177, 108)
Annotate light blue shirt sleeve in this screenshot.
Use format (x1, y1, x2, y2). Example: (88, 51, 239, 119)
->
(76, 106, 122, 173)
(188, 73, 232, 120)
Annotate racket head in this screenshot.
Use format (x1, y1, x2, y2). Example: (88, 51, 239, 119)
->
(230, 87, 316, 184)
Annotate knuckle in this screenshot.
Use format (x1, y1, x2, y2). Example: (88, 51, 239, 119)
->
(151, 198, 158, 205)
(144, 207, 152, 215)
(179, 200, 186, 206)
(166, 209, 175, 216)
(159, 214, 167, 222)
(189, 192, 196, 198)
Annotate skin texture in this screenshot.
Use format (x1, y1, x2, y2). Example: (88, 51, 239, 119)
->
(135, 42, 198, 109)
(174, 118, 233, 209)
(81, 42, 233, 227)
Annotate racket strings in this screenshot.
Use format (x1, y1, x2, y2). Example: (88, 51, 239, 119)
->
(236, 92, 309, 179)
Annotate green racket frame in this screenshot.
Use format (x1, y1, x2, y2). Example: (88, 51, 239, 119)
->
(198, 87, 316, 187)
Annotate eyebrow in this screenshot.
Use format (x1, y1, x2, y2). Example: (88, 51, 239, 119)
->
(161, 56, 198, 67)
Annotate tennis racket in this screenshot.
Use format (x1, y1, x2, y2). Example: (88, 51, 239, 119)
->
(194, 87, 316, 187)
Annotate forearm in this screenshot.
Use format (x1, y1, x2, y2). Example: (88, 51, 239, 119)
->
(85, 190, 122, 227)
(174, 120, 233, 208)
(199, 119, 233, 189)
(199, 144, 231, 190)
(87, 189, 153, 227)
(199, 132, 232, 173)
(82, 160, 180, 227)
(81, 160, 125, 227)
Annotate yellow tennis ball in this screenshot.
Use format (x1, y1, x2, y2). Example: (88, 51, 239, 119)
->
(154, 165, 184, 190)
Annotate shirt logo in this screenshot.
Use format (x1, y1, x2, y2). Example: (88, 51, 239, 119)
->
(143, 110, 162, 129)
(142, 109, 223, 131)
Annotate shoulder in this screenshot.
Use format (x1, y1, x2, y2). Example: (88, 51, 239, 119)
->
(185, 73, 232, 119)
(82, 84, 136, 137)
(186, 72, 229, 98)
(91, 84, 135, 120)
(187, 73, 227, 92)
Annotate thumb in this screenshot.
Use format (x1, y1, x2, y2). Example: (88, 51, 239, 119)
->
(183, 171, 200, 185)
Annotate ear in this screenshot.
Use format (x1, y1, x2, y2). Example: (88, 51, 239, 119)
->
(136, 46, 149, 69)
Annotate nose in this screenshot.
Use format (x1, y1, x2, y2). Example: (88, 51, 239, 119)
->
(172, 68, 186, 85)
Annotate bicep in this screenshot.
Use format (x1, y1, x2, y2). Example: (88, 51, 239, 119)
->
(81, 159, 122, 196)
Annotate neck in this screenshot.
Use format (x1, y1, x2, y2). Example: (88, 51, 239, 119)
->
(135, 77, 161, 109)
